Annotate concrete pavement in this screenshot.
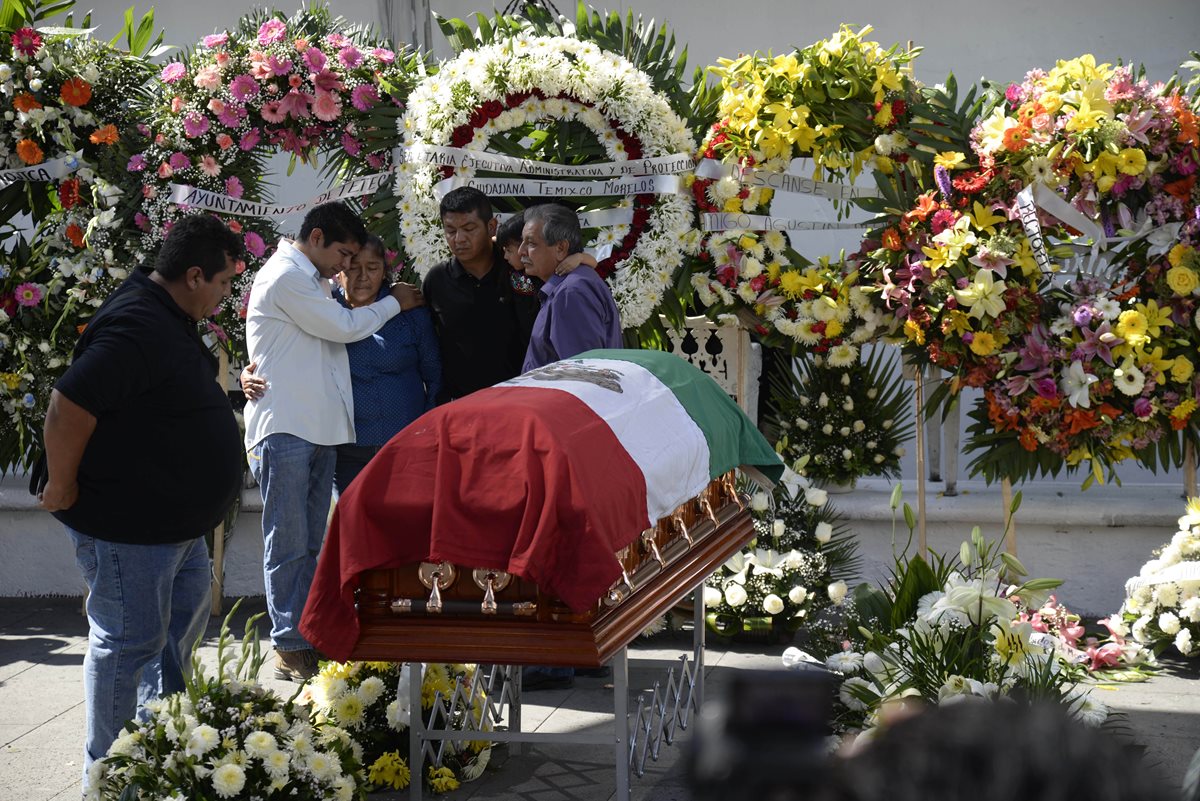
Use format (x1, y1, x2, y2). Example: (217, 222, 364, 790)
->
(2, 597, 1199, 800)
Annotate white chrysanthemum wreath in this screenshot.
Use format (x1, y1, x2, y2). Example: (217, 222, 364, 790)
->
(397, 35, 699, 327)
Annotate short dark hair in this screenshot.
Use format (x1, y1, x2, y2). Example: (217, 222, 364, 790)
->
(524, 203, 582, 255)
(495, 211, 525, 249)
(153, 214, 244, 281)
(358, 234, 387, 263)
(439, 186, 493, 222)
(299, 202, 367, 247)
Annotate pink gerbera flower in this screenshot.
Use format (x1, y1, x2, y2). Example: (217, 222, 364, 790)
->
(341, 132, 362, 157)
(244, 231, 266, 258)
(168, 152, 191, 171)
(217, 106, 242, 128)
(256, 19, 287, 46)
(303, 47, 327, 73)
(14, 282, 43, 307)
(202, 32, 229, 49)
(230, 74, 259, 102)
(225, 176, 244, 198)
(337, 46, 362, 68)
(239, 129, 262, 150)
(183, 114, 210, 139)
(199, 155, 221, 177)
(371, 47, 395, 64)
(325, 33, 350, 49)
(351, 84, 378, 112)
(160, 62, 186, 84)
(312, 91, 342, 122)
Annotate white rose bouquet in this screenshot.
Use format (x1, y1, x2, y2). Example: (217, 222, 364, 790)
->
(767, 347, 913, 487)
(89, 604, 364, 801)
(704, 474, 858, 650)
(1118, 498, 1200, 658)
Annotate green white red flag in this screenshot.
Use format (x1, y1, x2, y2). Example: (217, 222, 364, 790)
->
(301, 349, 783, 660)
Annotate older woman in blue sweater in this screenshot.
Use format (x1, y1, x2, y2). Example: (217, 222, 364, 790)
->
(243, 235, 440, 492)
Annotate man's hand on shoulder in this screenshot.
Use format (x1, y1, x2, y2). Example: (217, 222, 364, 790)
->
(391, 282, 424, 310)
(555, 252, 598, 276)
(40, 478, 78, 512)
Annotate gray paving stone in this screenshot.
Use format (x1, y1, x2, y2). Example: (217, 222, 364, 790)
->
(3, 597, 1199, 799)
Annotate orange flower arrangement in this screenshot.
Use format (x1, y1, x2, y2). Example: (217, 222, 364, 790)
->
(64, 223, 85, 248)
(12, 92, 42, 113)
(16, 139, 44, 165)
(59, 76, 92, 107)
(89, 124, 118, 146)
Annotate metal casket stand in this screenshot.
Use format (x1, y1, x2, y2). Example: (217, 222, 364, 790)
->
(403, 582, 710, 801)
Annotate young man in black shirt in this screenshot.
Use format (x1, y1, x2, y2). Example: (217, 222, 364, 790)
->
(40, 215, 245, 781)
(421, 187, 541, 403)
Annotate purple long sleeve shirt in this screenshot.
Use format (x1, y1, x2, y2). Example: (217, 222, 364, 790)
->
(521, 265, 623, 372)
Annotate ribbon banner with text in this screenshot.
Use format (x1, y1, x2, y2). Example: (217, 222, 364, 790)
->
(168, 171, 392, 218)
(495, 207, 635, 228)
(432, 174, 681, 201)
(0, 153, 83, 188)
(403, 144, 695, 178)
(701, 213, 868, 232)
(1017, 181, 1170, 279)
(694, 159, 881, 201)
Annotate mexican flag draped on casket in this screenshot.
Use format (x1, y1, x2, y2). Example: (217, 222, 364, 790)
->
(301, 349, 784, 660)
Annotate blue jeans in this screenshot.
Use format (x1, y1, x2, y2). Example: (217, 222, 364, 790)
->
(67, 527, 211, 778)
(250, 432, 336, 652)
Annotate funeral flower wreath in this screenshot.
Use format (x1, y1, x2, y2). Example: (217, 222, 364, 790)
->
(132, 7, 419, 349)
(396, 34, 699, 327)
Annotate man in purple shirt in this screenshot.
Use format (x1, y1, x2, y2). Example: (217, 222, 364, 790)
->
(519, 203, 623, 372)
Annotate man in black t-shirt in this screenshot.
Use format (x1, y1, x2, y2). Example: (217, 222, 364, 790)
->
(422, 187, 541, 403)
(40, 215, 244, 781)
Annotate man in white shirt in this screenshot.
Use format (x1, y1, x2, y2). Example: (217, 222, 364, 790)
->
(244, 202, 418, 681)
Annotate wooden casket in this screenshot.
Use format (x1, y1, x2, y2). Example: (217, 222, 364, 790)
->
(299, 350, 782, 666)
(352, 472, 753, 667)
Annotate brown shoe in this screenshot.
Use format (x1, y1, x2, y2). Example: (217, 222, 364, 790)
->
(274, 648, 319, 682)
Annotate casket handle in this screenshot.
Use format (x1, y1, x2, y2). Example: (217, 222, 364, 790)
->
(700, 496, 720, 526)
(641, 530, 666, 567)
(472, 569, 512, 615)
(672, 511, 693, 546)
(419, 561, 456, 614)
(723, 471, 743, 508)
